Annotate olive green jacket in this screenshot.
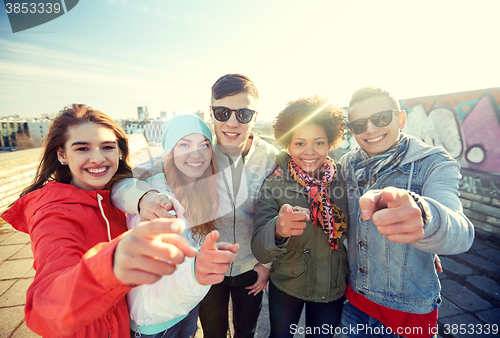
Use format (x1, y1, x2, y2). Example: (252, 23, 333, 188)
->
(251, 151, 349, 303)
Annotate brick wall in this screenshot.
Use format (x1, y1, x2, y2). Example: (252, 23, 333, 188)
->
(459, 169, 500, 236)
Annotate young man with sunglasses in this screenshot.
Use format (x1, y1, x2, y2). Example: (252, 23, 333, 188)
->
(196, 74, 278, 338)
(335, 87, 474, 338)
(112, 74, 279, 337)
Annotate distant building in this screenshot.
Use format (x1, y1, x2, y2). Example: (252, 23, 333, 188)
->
(27, 119, 51, 146)
(1, 118, 33, 148)
(160, 111, 167, 118)
(138, 106, 149, 121)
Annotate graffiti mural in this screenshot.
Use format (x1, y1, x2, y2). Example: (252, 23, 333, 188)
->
(401, 88, 500, 174)
(402, 105, 463, 159)
(460, 95, 500, 173)
(339, 87, 500, 175)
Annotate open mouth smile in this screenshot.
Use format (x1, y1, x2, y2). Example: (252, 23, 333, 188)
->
(366, 135, 385, 143)
(85, 167, 109, 175)
(186, 162, 203, 167)
(223, 132, 240, 139)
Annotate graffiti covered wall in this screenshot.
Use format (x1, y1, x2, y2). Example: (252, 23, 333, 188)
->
(400, 88, 500, 175)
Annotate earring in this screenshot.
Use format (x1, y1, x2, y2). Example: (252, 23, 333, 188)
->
(60, 160, 67, 165)
(119, 155, 123, 160)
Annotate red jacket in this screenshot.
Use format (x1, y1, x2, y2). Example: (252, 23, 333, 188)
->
(1, 181, 133, 338)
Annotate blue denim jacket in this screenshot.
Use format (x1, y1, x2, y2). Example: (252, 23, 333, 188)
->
(340, 136, 474, 314)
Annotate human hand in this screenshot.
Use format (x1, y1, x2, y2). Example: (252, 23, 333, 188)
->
(139, 191, 185, 221)
(114, 218, 197, 286)
(434, 254, 443, 273)
(359, 187, 424, 243)
(195, 230, 239, 286)
(246, 262, 270, 296)
(275, 204, 310, 240)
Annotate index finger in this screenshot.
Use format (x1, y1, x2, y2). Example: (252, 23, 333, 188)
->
(359, 189, 384, 220)
(135, 218, 186, 239)
(156, 233, 198, 259)
(170, 198, 185, 219)
(288, 209, 310, 222)
(201, 230, 220, 251)
(153, 194, 178, 218)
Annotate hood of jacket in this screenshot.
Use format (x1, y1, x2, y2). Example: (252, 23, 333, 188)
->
(401, 134, 448, 165)
(2, 180, 113, 234)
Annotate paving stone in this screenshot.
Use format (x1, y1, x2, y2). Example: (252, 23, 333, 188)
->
(0, 231, 15, 244)
(11, 321, 42, 337)
(440, 280, 491, 311)
(471, 240, 489, 251)
(439, 297, 464, 318)
(459, 252, 500, 273)
(466, 275, 500, 300)
(0, 305, 25, 337)
(0, 279, 15, 296)
(10, 244, 33, 259)
(0, 244, 25, 262)
(23, 268, 36, 278)
(440, 257, 474, 275)
(0, 258, 33, 280)
(440, 314, 494, 338)
(476, 248, 500, 265)
(476, 308, 500, 325)
(2, 232, 31, 245)
(0, 278, 32, 307)
(256, 289, 271, 337)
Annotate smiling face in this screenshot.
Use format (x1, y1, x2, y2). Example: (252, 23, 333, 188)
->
(210, 91, 257, 153)
(287, 123, 330, 175)
(172, 133, 212, 184)
(349, 95, 406, 157)
(57, 122, 120, 191)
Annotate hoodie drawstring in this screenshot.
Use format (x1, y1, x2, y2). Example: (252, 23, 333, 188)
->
(97, 193, 112, 242)
(407, 162, 414, 190)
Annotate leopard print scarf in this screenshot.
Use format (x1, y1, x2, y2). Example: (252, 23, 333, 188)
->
(288, 157, 347, 249)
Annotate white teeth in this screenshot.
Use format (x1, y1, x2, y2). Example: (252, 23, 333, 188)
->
(367, 135, 384, 143)
(87, 167, 107, 174)
(187, 162, 202, 167)
(303, 159, 316, 163)
(225, 133, 238, 136)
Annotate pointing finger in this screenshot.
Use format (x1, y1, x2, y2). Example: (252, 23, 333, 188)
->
(201, 230, 220, 251)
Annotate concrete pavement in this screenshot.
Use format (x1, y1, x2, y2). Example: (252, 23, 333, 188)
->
(2, 213, 500, 338)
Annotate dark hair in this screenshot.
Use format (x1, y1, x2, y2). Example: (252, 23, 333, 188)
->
(348, 86, 400, 116)
(211, 74, 259, 103)
(17, 104, 132, 200)
(273, 96, 346, 149)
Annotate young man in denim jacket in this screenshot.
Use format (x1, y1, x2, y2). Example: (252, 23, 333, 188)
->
(335, 87, 474, 338)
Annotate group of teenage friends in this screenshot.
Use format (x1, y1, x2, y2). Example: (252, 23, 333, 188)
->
(1, 74, 474, 338)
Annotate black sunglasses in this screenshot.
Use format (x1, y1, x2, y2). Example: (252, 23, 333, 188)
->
(348, 110, 399, 134)
(211, 106, 256, 124)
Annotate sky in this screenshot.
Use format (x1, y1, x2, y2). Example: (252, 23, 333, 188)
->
(0, 0, 499, 121)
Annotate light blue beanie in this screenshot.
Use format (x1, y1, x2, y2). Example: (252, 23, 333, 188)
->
(161, 114, 213, 154)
